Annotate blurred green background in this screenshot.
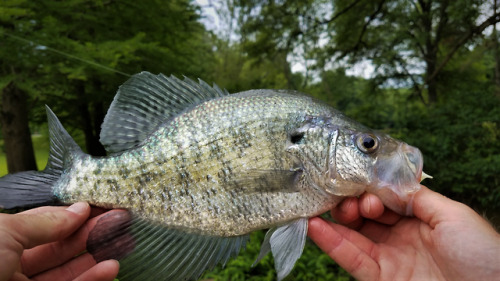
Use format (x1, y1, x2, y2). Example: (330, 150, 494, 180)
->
(1, 0, 499, 280)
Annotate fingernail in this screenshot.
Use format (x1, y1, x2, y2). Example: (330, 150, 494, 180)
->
(66, 202, 88, 215)
(341, 197, 354, 213)
(366, 196, 372, 214)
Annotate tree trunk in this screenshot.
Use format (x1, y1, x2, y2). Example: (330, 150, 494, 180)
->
(75, 81, 106, 156)
(494, 0, 500, 98)
(426, 56, 438, 104)
(0, 82, 38, 173)
(420, 0, 438, 104)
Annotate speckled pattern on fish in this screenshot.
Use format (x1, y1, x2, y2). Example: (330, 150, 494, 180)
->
(0, 72, 427, 281)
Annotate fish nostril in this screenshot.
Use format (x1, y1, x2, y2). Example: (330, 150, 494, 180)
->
(402, 146, 424, 176)
(400, 144, 422, 164)
(406, 152, 418, 165)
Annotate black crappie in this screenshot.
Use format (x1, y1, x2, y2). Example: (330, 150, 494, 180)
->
(0, 72, 429, 280)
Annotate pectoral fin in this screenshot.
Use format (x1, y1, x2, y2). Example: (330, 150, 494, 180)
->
(253, 218, 308, 281)
(229, 168, 303, 194)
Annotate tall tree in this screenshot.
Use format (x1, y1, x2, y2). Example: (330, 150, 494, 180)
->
(0, 81, 37, 172)
(0, 1, 38, 172)
(493, 0, 500, 98)
(230, 0, 331, 90)
(1, 0, 216, 170)
(231, 0, 500, 103)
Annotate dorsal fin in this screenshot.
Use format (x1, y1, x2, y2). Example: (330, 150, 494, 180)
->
(100, 72, 228, 154)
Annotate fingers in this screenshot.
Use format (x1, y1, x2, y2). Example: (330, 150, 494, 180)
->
(412, 185, 469, 228)
(331, 197, 362, 228)
(333, 194, 402, 229)
(21, 209, 126, 277)
(0, 203, 91, 281)
(377, 209, 401, 225)
(11, 203, 91, 249)
(74, 260, 119, 281)
(308, 217, 380, 281)
(412, 185, 473, 228)
(31, 253, 95, 281)
(321, 219, 378, 253)
(359, 193, 385, 219)
(412, 185, 496, 234)
(30, 253, 118, 281)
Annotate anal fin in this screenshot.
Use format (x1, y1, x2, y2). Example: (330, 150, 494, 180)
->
(87, 211, 249, 281)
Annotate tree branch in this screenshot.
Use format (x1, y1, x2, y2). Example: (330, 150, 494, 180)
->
(426, 11, 500, 83)
(406, 30, 426, 57)
(394, 56, 427, 105)
(434, 0, 450, 47)
(318, 0, 364, 25)
(340, 0, 386, 58)
(285, 0, 365, 42)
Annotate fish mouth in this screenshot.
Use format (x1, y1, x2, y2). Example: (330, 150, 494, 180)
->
(368, 143, 425, 215)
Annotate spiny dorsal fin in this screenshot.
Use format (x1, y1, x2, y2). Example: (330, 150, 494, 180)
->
(100, 72, 228, 154)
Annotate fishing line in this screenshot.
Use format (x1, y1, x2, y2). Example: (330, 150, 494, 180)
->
(1, 31, 132, 77)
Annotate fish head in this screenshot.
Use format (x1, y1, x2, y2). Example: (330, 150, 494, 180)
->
(334, 130, 424, 215)
(287, 115, 424, 216)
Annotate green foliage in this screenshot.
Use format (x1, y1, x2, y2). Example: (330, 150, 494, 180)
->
(202, 231, 351, 281)
(1, 0, 217, 155)
(1, 0, 500, 280)
(0, 131, 49, 177)
(405, 76, 500, 211)
(208, 39, 292, 92)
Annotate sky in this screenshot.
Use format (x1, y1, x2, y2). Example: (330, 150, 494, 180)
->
(195, 0, 222, 33)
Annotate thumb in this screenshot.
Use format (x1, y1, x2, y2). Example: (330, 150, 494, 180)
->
(412, 186, 469, 228)
(9, 202, 91, 249)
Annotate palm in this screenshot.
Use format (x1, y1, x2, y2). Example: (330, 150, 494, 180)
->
(362, 217, 447, 280)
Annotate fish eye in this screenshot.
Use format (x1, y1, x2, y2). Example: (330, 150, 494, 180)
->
(356, 133, 379, 154)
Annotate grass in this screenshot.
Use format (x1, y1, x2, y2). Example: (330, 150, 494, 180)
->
(0, 132, 50, 176)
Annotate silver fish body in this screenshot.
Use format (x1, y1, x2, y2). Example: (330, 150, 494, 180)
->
(56, 90, 345, 237)
(0, 72, 426, 280)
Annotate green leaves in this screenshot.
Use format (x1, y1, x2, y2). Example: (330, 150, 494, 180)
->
(0, 0, 31, 22)
(202, 231, 350, 281)
(1, 0, 218, 156)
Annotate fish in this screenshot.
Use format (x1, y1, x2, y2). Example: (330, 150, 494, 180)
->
(0, 72, 430, 280)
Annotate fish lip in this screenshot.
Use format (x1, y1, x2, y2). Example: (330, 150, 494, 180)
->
(368, 181, 420, 215)
(368, 143, 423, 215)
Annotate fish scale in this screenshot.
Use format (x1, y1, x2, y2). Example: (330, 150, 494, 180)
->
(54, 91, 338, 236)
(0, 72, 428, 281)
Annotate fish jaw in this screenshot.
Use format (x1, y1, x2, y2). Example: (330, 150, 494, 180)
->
(368, 143, 424, 215)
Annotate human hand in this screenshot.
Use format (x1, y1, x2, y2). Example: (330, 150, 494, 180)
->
(0, 202, 119, 281)
(308, 186, 500, 281)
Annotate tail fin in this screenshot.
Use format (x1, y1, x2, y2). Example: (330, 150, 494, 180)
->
(0, 106, 82, 209)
